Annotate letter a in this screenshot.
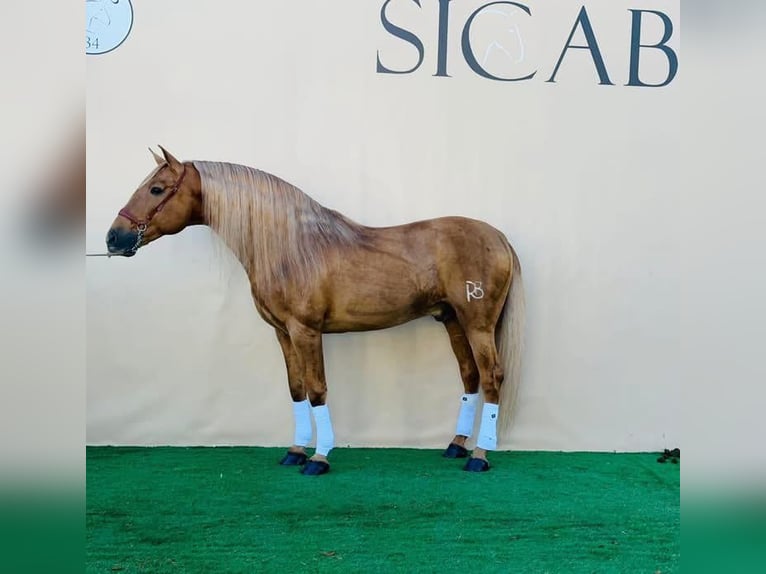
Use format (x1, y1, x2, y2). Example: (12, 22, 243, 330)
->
(547, 6, 613, 85)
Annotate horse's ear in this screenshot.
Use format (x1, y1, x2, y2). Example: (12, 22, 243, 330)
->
(148, 147, 164, 166)
(158, 145, 183, 174)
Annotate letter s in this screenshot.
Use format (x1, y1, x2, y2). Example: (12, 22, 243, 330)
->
(376, 0, 425, 75)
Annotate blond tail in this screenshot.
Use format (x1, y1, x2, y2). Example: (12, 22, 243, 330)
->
(497, 250, 525, 444)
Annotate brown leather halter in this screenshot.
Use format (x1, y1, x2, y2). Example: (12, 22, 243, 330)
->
(117, 164, 187, 254)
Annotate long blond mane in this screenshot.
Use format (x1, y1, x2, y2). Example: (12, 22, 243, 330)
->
(194, 161, 365, 293)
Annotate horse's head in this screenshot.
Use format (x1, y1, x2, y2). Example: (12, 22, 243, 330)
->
(106, 146, 202, 256)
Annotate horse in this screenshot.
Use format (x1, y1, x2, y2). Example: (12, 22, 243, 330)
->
(86, 0, 121, 34)
(105, 146, 525, 475)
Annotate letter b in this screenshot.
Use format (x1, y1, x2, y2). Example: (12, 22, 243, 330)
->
(627, 10, 678, 87)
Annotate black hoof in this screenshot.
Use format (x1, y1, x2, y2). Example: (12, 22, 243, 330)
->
(301, 460, 330, 476)
(443, 443, 469, 459)
(463, 457, 490, 472)
(656, 448, 680, 464)
(279, 451, 307, 466)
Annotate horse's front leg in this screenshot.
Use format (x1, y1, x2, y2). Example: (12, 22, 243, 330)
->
(286, 319, 334, 476)
(275, 328, 312, 467)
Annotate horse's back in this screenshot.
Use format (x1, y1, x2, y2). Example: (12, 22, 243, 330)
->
(421, 215, 509, 248)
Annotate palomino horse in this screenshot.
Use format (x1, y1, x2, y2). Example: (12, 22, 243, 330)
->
(106, 146, 525, 475)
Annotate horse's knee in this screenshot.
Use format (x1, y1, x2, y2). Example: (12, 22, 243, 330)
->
(307, 384, 327, 406)
(288, 384, 306, 402)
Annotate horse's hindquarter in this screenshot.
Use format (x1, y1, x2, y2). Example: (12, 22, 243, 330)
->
(428, 217, 513, 327)
(318, 217, 512, 333)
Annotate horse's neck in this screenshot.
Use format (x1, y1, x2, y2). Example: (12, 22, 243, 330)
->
(196, 158, 371, 298)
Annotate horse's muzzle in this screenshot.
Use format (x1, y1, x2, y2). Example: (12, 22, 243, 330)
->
(106, 227, 139, 256)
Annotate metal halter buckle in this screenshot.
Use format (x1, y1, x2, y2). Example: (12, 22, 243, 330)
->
(126, 223, 147, 255)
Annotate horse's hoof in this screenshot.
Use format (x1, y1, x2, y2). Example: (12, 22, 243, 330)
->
(443, 443, 469, 458)
(301, 460, 330, 475)
(463, 457, 490, 472)
(279, 451, 307, 466)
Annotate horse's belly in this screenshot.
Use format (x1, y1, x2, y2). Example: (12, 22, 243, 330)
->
(322, 308, 423, 333)
(320, 275, 438, 333)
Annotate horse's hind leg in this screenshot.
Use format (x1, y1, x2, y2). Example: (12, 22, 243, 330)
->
(442, 316, 480, 459)
(275, 329, 311, 466)
(462, 328, 504, 472)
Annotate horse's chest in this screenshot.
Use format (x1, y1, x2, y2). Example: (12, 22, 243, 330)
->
(249, 291, 286, 330)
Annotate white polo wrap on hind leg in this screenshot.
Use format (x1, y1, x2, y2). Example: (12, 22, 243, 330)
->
(311, 404, 335, 456)
(476, 403, 499, 451)
(455, 393, 479, 437)
(292, 399, 313, 447)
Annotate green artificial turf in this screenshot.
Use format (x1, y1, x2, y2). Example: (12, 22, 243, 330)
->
(86, 447, 679, 573)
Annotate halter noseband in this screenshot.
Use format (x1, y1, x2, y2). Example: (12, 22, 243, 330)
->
(117, 165, 187, 254)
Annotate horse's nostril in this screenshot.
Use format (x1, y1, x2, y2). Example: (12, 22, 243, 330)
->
(106, 229, 117, 247)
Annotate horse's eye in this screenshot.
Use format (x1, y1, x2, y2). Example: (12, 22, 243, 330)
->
(150, 186, 164, 196)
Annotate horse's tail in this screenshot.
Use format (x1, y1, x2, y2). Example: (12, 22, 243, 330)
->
(496, 247, 525, 443)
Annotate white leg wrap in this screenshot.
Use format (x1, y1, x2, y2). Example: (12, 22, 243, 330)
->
(476, 403, 499, 451)
(455, 393, 479, 437)
(311, 405, 335, 456)
(292, 399, 312, 447)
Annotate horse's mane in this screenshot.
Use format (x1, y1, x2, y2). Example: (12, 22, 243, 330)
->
(194, 160, 365, 292)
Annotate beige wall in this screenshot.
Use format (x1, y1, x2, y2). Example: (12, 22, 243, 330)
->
(87, 0, 680, 451)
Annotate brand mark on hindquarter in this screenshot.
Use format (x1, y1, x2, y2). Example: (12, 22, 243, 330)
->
(465, 281, 485, 302)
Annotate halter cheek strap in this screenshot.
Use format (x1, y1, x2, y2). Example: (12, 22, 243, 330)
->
(117, 165, 187, 253)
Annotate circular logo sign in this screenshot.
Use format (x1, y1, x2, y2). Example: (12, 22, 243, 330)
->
(86, 0, 133, 55)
